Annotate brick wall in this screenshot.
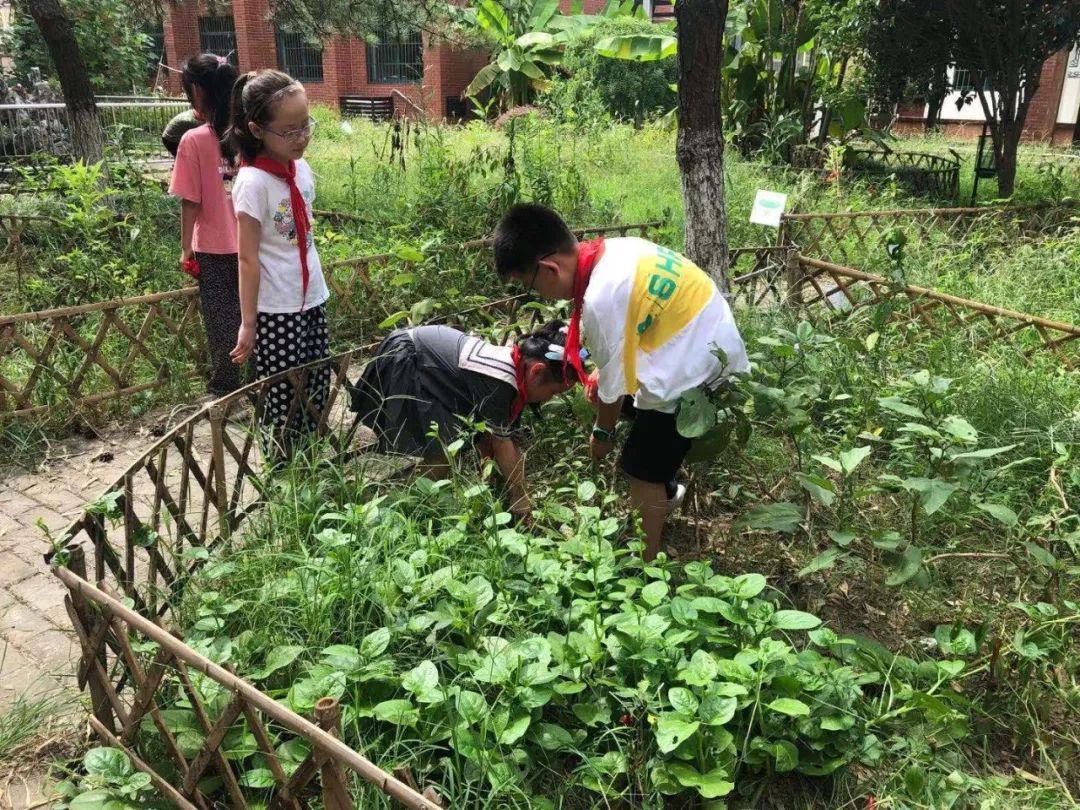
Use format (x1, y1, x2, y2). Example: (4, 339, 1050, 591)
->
(160, 0, 489, 119)
(892, 48, 1072, 144)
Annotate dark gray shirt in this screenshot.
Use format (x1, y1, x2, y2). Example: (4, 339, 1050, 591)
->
(408, 326, 520, 437)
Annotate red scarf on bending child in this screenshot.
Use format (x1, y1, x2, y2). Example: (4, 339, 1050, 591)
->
(564, 237, 605, 389)
(249, 156, 311, 308)
(509, 344, 528, 424)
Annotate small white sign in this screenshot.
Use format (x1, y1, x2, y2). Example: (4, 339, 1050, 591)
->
(750, 189, 788, 228)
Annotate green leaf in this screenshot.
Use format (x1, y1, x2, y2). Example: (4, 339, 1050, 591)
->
(402, 660, 441, 703)
(900, 477, 958, 515)
(670, 596, 699, 624)
(733, 573, 767, 598)
(516, 31, 556, 49)
(666, 763, 735, 798)
(797, 473, 836, 506)
(577, 480, 597, 502)
(676, 388, 716, 438)
(378, 311, 409, 329)
(885, 545, 924, 586)
(641, 580, 669, 607)
(773, 740, 799, 772)
(950, 444, 1016, 461)
(372, 699, 418, 727)
(878, 396, 925, 419)
(320, 645, 360, 672)
(798, 548, 844, 578)
(84, 748, 132, 780)
(251, 645, 304, 680)
(464, 62, 502, 99)
(238, 768, 276, 788)
(498, 712, 531, 744)
(534, 723, 575, 751)
(812, 454, 843, 473)
(393, 246, 425, 263)
(655, 713, 700, 753)
(974, 501, 1018, 527)
(595, 33, 678, 62)
(456, 690, 487, 725)
(68, 790, 115, 810)
(360, 627, 391, 659)
(941, 416, 978, 442)
(742, 503, 802, 533)
(827, 530, 858, 547)
(476, 0, 510, 38)
(839, 445, 872, 475)
(771, 610, 822, 631)
(768, 698, 811, 717)
(679, 649, 718, 686)
(668, 687, 699, 717)
(698, 694, 737, 726)
(572, 702, 610, 726)
(1024, 542, 1058, 569)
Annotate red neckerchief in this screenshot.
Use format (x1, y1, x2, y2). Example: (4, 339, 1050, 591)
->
(249, 155, 311, 309)
(565, 237, 604, 387)
(509, 344, 527, 423)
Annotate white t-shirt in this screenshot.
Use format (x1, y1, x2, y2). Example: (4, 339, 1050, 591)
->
(582, 237, 749, 413)
(231, 159, 330, 313)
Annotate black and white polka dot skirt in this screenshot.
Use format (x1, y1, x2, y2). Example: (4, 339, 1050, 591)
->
(254, 305, 332, 447)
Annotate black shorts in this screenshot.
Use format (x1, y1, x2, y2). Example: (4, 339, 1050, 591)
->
(618, 398, 692, 484)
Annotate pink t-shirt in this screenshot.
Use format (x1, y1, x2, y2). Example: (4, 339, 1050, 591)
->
(169, 124, 238, 254)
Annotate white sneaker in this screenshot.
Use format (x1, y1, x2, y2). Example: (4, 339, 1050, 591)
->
(666, 483, 687, 515)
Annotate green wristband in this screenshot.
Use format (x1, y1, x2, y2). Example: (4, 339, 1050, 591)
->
(591, 424, 616, 443)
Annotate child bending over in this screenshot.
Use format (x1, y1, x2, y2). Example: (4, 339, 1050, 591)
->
(349, 321, 581, 520)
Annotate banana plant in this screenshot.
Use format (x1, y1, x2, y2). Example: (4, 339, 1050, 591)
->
(456, 0, 639, 107)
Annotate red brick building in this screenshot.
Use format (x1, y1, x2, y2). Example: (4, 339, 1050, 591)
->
(895, 47, 1080, 145)
(161, 0, 611, 119)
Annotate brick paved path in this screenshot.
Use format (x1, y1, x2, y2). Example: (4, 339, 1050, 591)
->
(0, 408, 209, 809)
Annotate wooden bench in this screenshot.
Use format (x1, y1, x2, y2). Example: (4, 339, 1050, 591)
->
(339, 96, 394, 121)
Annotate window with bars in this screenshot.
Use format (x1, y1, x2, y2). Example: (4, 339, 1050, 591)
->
(366, 29, 424, 84)
(198, 16, 238, 65)
(276, 29, 324, 82)
(951, 67, 992, 94)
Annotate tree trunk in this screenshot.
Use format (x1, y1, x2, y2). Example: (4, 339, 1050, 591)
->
(675, 0, 729, 291)
(925, 66, 948, 132)
(26, 0, 102, 163)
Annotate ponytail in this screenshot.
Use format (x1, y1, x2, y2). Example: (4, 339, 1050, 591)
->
(180, 53, 238, 162)
(225, 69, 303, 164)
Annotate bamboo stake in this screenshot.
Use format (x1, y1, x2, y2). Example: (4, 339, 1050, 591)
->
(314, 698, 352, 810)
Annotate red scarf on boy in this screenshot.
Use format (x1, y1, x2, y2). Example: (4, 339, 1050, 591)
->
(249, 156, 311, 307)
(564, 237, 605, 388)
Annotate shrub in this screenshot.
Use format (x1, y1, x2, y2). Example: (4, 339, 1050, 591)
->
(542, 18, 677, 126)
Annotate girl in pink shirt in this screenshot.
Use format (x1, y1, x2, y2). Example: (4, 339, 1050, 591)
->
(169, 54, 243, 396)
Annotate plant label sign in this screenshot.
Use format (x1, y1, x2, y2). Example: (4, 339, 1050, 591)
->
(750, 190, 788, 228)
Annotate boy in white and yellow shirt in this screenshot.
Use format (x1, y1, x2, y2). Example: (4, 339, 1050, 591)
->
(494, 203, 748, 560)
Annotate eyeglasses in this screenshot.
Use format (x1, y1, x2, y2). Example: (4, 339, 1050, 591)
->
(522, 252, 556, 296)
(263, 117, 317, 143)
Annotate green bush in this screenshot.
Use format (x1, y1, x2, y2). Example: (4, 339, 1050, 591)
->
(542, 18, 677, 125)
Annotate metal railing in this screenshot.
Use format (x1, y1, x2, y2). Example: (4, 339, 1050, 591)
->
(0, 99, 190, 161)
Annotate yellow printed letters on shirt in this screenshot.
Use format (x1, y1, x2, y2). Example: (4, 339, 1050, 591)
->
(622, 245, 714, 393)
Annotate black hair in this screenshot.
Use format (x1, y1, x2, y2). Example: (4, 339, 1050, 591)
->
(516, 319, 581, 383)
(226, 69, 303, 163)
(494, 203, 576, 279)
(180, 53, 239, 161)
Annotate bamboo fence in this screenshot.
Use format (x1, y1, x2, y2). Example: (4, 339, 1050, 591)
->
(0, 222, 658, 422)
(793, 255, 1080, 367)
(777, 200, 1078, 267)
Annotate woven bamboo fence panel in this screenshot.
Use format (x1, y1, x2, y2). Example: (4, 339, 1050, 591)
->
(0, 288, 207, 420)
(844, 149, 961, 201)
(794, 255, 1080, 368)
(778, 201, 1078, 270)
(47, 346, 446, 808)
(0, 222, 658, 422)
